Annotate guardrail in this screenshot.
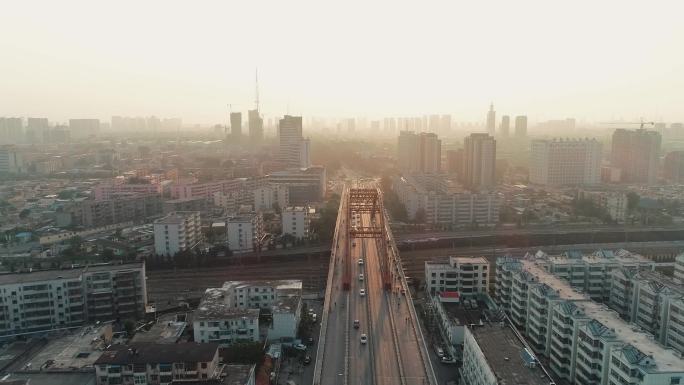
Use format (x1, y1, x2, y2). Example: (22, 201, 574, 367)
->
(312, 186, 347, 385)
(383, 203, 438, 385)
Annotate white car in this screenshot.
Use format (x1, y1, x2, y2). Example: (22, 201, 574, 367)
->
(358, 258, 364, 265)
(360, 334, 368, 344)
(359, 273, 364, 281)
(359, 289, 366, 296)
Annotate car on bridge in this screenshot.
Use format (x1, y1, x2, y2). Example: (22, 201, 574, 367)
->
(360, 334, 368, 344)
(358, 258, 364, 265)
(359, 273, 364, 281)
(353, 319, 360, 329)
(359, 288, 366, 296)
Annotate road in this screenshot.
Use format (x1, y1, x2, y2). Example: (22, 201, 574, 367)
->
(316, 184, 435, 385)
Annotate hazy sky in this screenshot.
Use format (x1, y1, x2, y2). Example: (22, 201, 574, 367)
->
(1, 1, 683, 124)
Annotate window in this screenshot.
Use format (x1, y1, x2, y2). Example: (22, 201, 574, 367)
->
(201, 362, 207, 369)
(671, 377, 681, 385)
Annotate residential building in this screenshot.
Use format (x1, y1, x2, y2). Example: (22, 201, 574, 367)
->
(486, 103, 496, 136)
(230, 112, 242, 139)
(193, 280, 302, 346)
(171, 178, 265, 201)
(393, 175, 500, 227)
(94, 342, 221, 385)
(424, 256, 489, 296)
(226, 213, 263, 253)
(281, 206, 311, 239)
(248, 109, 263, 144)
(94, 182, 161, 201)
(675, 253, 684, 284)
(664, 151, 684, 183)
(514, 115, 527, 138)
(529, 139, 602, 186)
(62, 194, 162, 228)
(396, 131, 441, 174)
(445, 149, 462, 176)
(0, 263, 147, 337)
(0, 145, 25, 173)
(499, 115, 510, 137)
(460, 315, 555, 385)
(495, 256, 684, 384)
(0, 117, 23, 144)
(153, 211, 201, 257)
(253, 184, 289, 211)
(69, 118, 100, 139)
(278, 115, 310, 168)
(162, 197, 210, 214)
(611, 129, 661, 184)
(463, 133, 496, 190)
(26, 117, 49, 143)
(577, 189, 628, 223)
(267, 166, 326, 204)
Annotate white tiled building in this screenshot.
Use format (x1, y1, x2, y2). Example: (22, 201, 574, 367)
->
(494, 256, 684, 385)
(424, 256, 489, 296)
(253, 184, 289, 211)
(226, 213, 263, 253)
(193, 280, 302, 346)
(281, 206, 311, 239)
(529, 138, 602, 186)
(153, 211, 201, 257)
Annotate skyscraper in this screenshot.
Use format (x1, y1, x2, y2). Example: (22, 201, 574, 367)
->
(463, 133, 496, 190)
(500, 115, 510, 137)
(514, 116, 527, 138)
(278, 115, 310, 168)
(69, 118, 100, 139)
(397, 131, 441, 174)
(486, 103, 496, 136)
(230, 112, 242, 139)
(611, 129, 661, 184)
(530, 138, 602, 186)
(248, 109, 263, 144)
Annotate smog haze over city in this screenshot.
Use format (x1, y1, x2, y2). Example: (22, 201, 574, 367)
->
(1, 2, 683, 385)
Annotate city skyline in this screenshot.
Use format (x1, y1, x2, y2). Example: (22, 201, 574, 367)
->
(1, 1, 683, 123)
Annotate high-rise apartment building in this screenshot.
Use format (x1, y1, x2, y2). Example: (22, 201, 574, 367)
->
(230, 112, 242, 139)
(0, 117, 23, 144)
(611, 129, 661, 184)
(529, 138, 602, 186)
(278, 115, 310, 168)
(226, 213, 264, 253)
(664, 151, 684, 183)
(26, 117, 48, 143)
(486, 103, 496, 136)
(153, 211, 202, 257)
(463, 133, 496, 190)
(514, 115, 527, 138)
(69, 118, 100, 139)
(248, 109, 263, 143)
(396, 131, 441, 174)
(424, 256, 489, 295)
(445, 149, 463, 176)
(282, 206, 311, 239)
(0, 145, 25, 174)
(499, 115, 510, 137)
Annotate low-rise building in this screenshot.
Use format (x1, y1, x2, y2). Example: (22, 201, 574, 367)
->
(153, 211, 201, 257)
(266, 166, 326, 205)
(0, 263, 147, 337)
(63, 193, 162, 228)
(253, 184, 289, 211)
(281, 206, 311, 239)
(162, 197, 210, 214)
(577, 189, 628, 223)
(193, 280, 302, 346)
(424, 256, 489, 296)
(94, 342, 221, 385)
(226, 213, 263, 253)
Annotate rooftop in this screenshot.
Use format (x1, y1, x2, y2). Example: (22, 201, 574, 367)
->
(130, 315, 187, 344)
(154, 211, 199, 224)
(469, 323, 554, 385)
(222, 279, 302, 292)
(95, 342, 219, 365)
(195, 287, 261, 320)
(0, 262, 144, 285)
(520, 260, 586, 300)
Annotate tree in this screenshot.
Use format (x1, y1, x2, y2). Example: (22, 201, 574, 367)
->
(124, 319, 136, 336)
(413, 208, 426, 224)
(627, 192, 640, 212)
(222, 342, 263, 364)
(102, 248, 115, 260)
(19, 208, 31, 219)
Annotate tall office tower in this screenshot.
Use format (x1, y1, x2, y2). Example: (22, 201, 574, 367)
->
(278, 115, 310, 168)
(26, 117, 49, 143)
(419, 133, 441, 173)
(463, 133, 496, 190)
(529, 138, 602, 186)
(499, 115, 510, 137)
(664, 151, 684, 183)
(0, 117, 23, 144)
(440, 114, 451, 135)
(397, 131, 441, 174)
(69, 119, 100, 139)
(514, 115, 527, 138)
(248, 109, 263, 144)
(611, 129, 661, 184)
(446, 149, 463, 176)
(486, 103, 496, 136)
(429, 115, 440, 133)
(230, 112, 242, 139)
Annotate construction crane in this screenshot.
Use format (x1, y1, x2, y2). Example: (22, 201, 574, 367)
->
(600, 118, 655, 130)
